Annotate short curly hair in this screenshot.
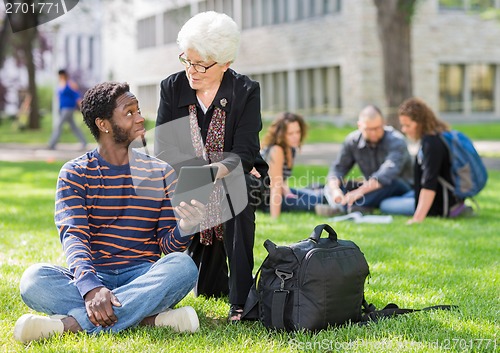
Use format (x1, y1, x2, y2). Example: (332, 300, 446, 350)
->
(81, 82, 130, 141)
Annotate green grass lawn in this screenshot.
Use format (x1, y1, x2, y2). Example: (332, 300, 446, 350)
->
(2, 115, 500, 145)
(0, 162, 499, 352)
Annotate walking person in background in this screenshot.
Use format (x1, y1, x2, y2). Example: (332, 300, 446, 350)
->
(154, 11, 268, 322)
(261, 112, 325, 218)
(380, 98, 471, 223)
(48, 69, 87, 150)
(317, 105, 413, 216)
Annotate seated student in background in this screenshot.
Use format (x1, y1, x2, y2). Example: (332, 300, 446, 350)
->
(14, 82, 205, 344)
(380, 97, 471, 223)
(319, 105, 413, 216)
(261, 112, 326, 218)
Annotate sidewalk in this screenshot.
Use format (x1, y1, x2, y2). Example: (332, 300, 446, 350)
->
(1, 141, 500, 170)
(0, 143, 94, 163)
(295, 141, 500, 170)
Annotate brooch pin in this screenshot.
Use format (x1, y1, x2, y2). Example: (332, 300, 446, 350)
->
(220, 98, 227, 107)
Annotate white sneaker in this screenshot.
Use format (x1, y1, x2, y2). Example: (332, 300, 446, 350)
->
(13, 314, 64, 343)
(155, 306, 199, 333)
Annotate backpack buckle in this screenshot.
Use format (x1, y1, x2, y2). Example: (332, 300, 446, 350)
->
(275, 269, 293, 291)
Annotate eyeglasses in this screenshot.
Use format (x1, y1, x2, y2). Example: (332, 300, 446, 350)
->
(178, 53, 217, 73)
(362, 125, 384, 132)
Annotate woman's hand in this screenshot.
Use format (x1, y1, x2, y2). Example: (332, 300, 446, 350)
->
(210, 162, 230, 180)
(282, 186, 297, 199)
(176, 200, 206, 234)
(249, 167, 261, 178)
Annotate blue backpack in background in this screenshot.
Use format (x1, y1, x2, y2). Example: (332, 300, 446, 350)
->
(439, 130, 488, 199)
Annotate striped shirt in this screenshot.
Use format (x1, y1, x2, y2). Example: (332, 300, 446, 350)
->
(55, 149, 188, 297)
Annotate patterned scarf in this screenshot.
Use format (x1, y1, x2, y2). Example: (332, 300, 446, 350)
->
(188, 104, 225, 245)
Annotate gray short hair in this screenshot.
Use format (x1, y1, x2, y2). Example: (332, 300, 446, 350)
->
(358, 105, 384, 122)
(177, 11, 240, 64)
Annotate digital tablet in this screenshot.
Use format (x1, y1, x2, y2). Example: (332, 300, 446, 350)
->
(171, 165, 219, 207)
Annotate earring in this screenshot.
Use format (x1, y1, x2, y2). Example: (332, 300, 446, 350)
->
(105, 130, 109, 133)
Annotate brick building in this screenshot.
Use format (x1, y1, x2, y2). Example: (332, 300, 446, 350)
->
(102, 0, 500, 124)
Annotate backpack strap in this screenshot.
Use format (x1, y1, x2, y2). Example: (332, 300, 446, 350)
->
(360, 301, 458, 324)
(438, 176, 452, 217)
(270, 269, 293, 330)
(271, 290, 288, 329)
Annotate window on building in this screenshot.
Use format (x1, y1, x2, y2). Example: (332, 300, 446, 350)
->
(76, 36, 82, 68)
(137, 16, 156, 49)
(252, 66, 342, 118)
(296, 0, 305, 20)
(470, 64, 495, 112)
(251, 0, 260, 28)
(272, 0, 281, 24)
(308, 0, 317, 17)
(241, 0, 341, 29)
(223, 0, 233, 17)
(324, 0, 341, 13)
(64, 36, 70, 68)
(163, 6, 190, 44)
(199, 0, 233, 17)
(439, 63, 496, 113)
(261, 0, 272, 25)
(439, 64, 464, 112)
(137, 84, 158, 119)
(283, 0, 291, 22)
(88, 36, 94, 70)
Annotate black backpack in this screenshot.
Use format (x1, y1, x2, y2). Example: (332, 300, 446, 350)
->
(242, 224, 456, 331)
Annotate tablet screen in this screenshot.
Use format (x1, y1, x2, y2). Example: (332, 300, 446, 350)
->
(171, 165, 219, 207)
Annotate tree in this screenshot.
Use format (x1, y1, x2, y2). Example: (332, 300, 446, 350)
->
(1, 10, 41, 129)
(19, 27, 40, 129)
(373, 0, 418, 127)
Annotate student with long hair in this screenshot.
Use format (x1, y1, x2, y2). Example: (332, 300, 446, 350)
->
(380, 97, 471, 223)
(261, 112, 325, 219)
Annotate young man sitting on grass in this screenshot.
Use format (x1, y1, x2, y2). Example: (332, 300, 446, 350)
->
(14, 82, 205, 343)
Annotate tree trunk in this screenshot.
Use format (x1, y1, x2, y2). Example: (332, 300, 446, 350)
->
(18, 27, 40, 129)
(0, 18, 10, 69)
(373, 0, 416, 128)
(0, 17, 11, 111)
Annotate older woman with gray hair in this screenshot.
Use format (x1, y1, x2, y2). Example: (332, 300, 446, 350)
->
(155, 11, 268, 322)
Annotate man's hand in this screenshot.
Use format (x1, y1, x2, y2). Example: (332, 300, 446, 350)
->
(176, 200, 206, 234)
(330, 187, 346, 204)
(343, 178, 381, 206)
(343, 189, 365, 206)
(84, 286, 121, 328)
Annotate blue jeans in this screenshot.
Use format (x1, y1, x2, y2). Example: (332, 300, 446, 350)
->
(281, 187, 325, 212)
(48, 108, 87, 149)
(379, 190, 415, 215)
(19, 252, 198, 334)
(343, 179, 412, 208)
